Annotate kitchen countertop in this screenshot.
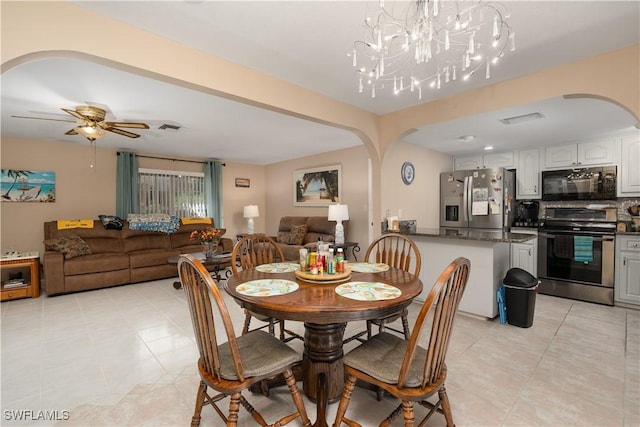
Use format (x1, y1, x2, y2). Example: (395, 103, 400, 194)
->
(396, 227, 537, 243)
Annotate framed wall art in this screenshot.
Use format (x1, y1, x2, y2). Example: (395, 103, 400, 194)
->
(1, 169, 56, 202)
(293, 164, 341, 207)
(235, 178, 250, 188)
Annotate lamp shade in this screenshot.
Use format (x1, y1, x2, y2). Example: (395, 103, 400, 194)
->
(75, 125, 107, 140)
(328, 204, 349, 222)
(243, 205, 259, 218)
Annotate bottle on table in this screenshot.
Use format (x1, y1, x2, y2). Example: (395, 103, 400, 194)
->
(336, 248, 344, 273)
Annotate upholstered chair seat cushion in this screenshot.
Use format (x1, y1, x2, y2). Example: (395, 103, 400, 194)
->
(217, 330, 301, 380)
(343, 332, 429, 387)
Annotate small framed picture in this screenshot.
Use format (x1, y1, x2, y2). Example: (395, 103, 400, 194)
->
(235, 178, 250, 188)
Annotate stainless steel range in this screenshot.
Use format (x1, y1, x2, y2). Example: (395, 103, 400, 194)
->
(538, 207, 617, 305)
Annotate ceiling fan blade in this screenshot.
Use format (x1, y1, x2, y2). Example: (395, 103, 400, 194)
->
(104, 127, 141, 138)
(61, 108, 88, 121)
(104, 121, 149, 129)
(65, 128, 78, 135)
(11, 115, 76, 123)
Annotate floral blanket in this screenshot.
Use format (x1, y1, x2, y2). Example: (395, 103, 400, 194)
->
(127, 214, 180, 233)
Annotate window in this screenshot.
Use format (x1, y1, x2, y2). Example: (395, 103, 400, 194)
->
(138, 168, 206, 217)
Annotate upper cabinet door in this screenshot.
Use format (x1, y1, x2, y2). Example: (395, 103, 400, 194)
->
(620, 135, 640, 195)
(544, 139, 615, 169)
(454, 156, 483, 170)
(483, 151, 515, 169)
(517, 148, 541, 199)
(454, 152, 515, 170)
(577, 139, 614, 165)
(544, 144, 577, 168)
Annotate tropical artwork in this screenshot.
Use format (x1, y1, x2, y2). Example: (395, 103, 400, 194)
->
(294, 165, 341, 206)
(1, 169, 56, 202)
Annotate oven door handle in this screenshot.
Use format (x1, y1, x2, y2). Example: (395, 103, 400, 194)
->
(539, 232, 614, 242)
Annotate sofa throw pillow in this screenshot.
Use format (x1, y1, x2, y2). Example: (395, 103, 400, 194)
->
(98, 215, 124, 230)
(277, 231, 291, 244)
(289, 224, 308, 245)
(44, 235, 92, 259)
(57, 219, 94, 230)
(181, 217, 213, 225)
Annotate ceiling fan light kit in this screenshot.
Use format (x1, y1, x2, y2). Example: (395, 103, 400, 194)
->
(350, 0, 514, 100)
(61, 105, 149, 141)
(12, 104, 150, 170)
(13, 104, 150, 142)
(74, 124, 107, 141)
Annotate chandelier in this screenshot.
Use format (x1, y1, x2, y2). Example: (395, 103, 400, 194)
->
(350, 0, 515, 99)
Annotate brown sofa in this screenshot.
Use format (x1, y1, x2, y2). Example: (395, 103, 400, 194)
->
(274, 216, 346, 261)
(42, 219, 233, 296)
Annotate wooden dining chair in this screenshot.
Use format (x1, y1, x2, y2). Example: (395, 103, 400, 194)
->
(343, 233, 422, 345)
(333, 257, 471, 427)
(231, 234, 303, 343)
(177, 254, 311, 427)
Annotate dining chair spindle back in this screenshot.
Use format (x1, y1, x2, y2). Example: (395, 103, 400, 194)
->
(178, 254, 311, 427)
(333, 257, 471, 427)
(231, 234, 303, 343)
(344, 233, 422, 346)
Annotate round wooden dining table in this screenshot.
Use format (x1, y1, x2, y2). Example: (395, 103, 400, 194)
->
(225, 265, 422, 427)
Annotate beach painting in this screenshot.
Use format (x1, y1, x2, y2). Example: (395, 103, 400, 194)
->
(294, 165, 341, 207)
(1, 169, 56, 203)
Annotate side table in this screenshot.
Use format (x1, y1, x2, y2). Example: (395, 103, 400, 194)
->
(168, 252, 233, 289)
(1, 252, 40, 301)
(329, 242, 360, 261)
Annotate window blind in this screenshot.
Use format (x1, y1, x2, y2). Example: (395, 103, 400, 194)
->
(138, 169, 206, 217)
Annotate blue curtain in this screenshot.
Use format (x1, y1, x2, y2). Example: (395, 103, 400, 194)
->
(204, 160, 223, 226)
(116, 151, 139, 218)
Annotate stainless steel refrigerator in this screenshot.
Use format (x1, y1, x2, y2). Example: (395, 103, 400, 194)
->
(440, 168, 515, 230)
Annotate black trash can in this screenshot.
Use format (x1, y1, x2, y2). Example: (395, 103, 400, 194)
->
(503, 268, 539, 328)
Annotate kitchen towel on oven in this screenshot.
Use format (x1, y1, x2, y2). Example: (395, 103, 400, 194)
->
(574, 236, 594, 263)
(554, 235, 574, 259)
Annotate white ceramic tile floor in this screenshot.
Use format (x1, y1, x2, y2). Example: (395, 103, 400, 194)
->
(1, 276, 638, 426)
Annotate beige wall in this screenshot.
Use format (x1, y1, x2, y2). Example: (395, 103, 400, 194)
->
(266, 145, 371, 247)
(0, 137, 265, 252)
(381, 141, 453, 229)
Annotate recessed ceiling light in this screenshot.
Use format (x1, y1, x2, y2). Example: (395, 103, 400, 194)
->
(499, 112, 544, 125)
(484, 145, 494, 150)
(458, 135, 474, 142)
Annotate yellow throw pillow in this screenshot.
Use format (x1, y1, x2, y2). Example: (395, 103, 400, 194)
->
(181, 217, 213, 225)
(57, 219, 94, 230)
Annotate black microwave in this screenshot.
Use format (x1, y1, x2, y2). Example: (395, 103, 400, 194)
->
(542, 166, 617, 201)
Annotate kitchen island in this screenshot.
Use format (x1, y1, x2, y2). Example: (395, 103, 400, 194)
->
(398, 227, 536, 318)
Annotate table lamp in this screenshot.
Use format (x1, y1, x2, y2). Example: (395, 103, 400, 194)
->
(243, 205, 259, 234)
(328, 204, 349, 245)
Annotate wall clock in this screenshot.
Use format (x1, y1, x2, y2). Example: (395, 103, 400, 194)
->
(401, 162, 415, 185)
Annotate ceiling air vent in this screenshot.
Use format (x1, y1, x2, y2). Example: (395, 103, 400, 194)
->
(158, 123, 181, 131)
(499, 112, 544, 125)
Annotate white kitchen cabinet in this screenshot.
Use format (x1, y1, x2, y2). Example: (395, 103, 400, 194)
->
(544, 139, 615, 169)
(619, 135, 640, 196)
(454, 151, 515, 170)
(615, 235, 640, 306)
(578, 140, 615, 165)
(510, 229, 537, 277)
(454, 156, 483, 170)
(516, 148, 541, 199)
(483, 151, 515, 168)
(544, 144, 577, 168)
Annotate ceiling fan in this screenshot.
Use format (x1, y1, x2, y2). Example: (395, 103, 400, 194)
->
(12, 105, 149, 141)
